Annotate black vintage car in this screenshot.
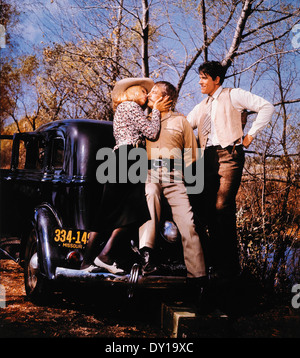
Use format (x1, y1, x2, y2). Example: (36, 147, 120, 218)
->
(0, 119, 186, 303)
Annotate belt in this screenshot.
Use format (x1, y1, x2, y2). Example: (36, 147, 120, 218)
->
(148, 158, 178, 171)
(206, 143, 242, 153)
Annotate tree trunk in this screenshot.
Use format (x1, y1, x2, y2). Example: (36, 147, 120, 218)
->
(112, 0, 124, 82)
(141, 0, 149, 77)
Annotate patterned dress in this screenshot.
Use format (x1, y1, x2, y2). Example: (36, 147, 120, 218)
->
(91, 101, 161, 233)
(113, 101, 161, 150)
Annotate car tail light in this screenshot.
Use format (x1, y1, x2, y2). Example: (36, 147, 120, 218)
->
(66, 251, 81, 265)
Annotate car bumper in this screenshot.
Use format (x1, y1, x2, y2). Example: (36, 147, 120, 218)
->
(55, 265, 186, 289)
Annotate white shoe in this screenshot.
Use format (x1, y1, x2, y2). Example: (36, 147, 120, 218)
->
(94, 257, 125, 275)
(80, 265, 100, 272)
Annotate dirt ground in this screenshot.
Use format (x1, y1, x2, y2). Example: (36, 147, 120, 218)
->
(0, 259, 300, 339)
(0, 259, 167, 338)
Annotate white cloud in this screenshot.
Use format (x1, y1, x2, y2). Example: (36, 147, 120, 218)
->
(13, 0, 77, 50)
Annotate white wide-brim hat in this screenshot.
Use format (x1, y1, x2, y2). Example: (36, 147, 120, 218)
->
(111, 77, 155, 101)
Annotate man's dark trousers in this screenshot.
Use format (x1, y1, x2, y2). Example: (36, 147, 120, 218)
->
(196, 145, 245, 278)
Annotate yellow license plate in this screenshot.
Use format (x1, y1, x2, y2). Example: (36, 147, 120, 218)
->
(53, 228, 90, 249)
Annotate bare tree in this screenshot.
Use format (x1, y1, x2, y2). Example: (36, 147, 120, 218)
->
(5, 1, 300, 130)
(236, 31, 299, 291)
(156, 0, 300, 100)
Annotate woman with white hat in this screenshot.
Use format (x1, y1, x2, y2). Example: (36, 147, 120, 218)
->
(81, 77, 171, 274)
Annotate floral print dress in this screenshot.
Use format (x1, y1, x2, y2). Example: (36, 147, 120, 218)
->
(91, 101, 161, 232)
(113, 101, 161, 150)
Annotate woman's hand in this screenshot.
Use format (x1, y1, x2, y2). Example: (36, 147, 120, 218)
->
(153, 96, 173, 112)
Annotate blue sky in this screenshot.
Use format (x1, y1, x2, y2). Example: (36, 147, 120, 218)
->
(7, 0, 300, 118)
(12, 0, 74, 49)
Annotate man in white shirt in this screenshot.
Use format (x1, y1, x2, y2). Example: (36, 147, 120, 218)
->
(187, 61, 274, 284)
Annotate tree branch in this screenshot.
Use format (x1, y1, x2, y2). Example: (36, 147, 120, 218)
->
(222, 0, 253, 70)
(235, 28, 294, 57)
(200, 0, 208, 62)
(274, 98, 300, 106)
(242, 11, 299, 39)
(177, 0, 237, 94)
(225, 49, 300, 78)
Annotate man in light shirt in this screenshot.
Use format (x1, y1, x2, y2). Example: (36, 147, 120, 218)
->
(187, 61, 274, 285)
(140, 81, 207, 286)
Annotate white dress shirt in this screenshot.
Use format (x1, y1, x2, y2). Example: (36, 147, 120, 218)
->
(188, 86, 274, 147)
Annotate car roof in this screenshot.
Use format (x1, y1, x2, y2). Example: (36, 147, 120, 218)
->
(35, 119, 112, 134)
(35, 119, 115, 178)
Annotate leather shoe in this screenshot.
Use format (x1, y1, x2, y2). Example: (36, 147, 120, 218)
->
(140, 247, 159, 276)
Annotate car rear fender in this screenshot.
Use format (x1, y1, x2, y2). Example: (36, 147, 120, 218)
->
(33, 203, 63, 280)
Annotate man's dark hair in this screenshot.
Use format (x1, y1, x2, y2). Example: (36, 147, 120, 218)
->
(155, 81, 178, 109)
(198, 61, 226, 85)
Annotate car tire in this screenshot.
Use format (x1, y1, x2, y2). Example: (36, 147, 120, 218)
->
(24, 228, 53, 304)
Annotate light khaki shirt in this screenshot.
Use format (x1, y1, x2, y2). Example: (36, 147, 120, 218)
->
(146, 111, 199, 167)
